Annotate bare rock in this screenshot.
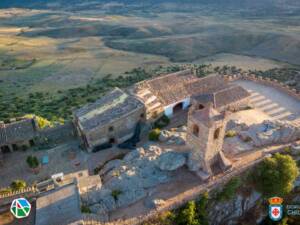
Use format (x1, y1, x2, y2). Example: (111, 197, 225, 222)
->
(156, 151, 186, 171)
(238, 120, 300, 147)
(159, 130, 171, 142)
(99, 159, 122, 176)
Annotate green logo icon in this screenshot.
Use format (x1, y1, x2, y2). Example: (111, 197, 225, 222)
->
(10, 198, 31, 219)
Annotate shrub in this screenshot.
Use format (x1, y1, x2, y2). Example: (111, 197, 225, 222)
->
(216, 177, 241, 201)
(225, 130, 237, 138)
(111, 189, 122, 201)
(196, 192, 209, 225)
(176, 201, 200, 225)
(142, 211, 175, 225)
(0, 188, 12, 195)
(154, 115, 170, 129)
(81, 205, 91, 214)
(26, 155, 39, 168)
(149, 128, 161, 141)
(283, 146, 291, 155)
(23, 114, 53, 129)
(253, 153, 299, 197)
(11, 180, 27, 191)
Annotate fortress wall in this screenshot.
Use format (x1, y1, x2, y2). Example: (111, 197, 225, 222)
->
(223, 74, 300, 101)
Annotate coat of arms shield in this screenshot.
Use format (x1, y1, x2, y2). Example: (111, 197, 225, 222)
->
(269, 205, 283, 221)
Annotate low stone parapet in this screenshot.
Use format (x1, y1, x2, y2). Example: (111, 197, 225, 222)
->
(223, 74, 300, 101)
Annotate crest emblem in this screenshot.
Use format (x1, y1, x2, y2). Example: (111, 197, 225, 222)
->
(268, 197, 283, 221)
(10, 198, 31, 219)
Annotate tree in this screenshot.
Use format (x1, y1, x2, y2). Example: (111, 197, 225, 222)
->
(216, 177, 241, 201)
(254, 153, 299, 197)
(26, 155, 39, 169)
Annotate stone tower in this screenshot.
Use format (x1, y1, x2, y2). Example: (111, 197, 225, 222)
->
(186, 99, 231, 179)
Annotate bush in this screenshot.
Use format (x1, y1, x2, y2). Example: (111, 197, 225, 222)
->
(26, 155, 39, 168)
(0, 188, 12, 195)
(196, 192, 209, 225)
(111, 189, 122, 201)
(149, 128, 161, 141)
(176, 201, 200, 225)
(283, 146, 291, 155)
(81, 205, 91, 214)
(154, 115, 170, 129)
(225, 130, 237, 138)
(253, 153, 299, 197)
(11, 180, 27, 191)
(142, 211, 175, 225)
(216, 177, 241, 201)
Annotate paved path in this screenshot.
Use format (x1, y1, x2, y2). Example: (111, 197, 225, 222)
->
(234, 80, 300, 125)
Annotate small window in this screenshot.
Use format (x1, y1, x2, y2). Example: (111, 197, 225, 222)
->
(109, 138, 115, 144)
(214, 127, 221, 139)
(140, 113, 145, 118)
(109, 126, 114, 132)
(192, 124, 199, 136)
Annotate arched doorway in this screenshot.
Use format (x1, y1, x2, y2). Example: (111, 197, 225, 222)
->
(173, 102, 183, 114)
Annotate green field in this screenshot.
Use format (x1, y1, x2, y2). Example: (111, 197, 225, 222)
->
(0, 2, 299, 122)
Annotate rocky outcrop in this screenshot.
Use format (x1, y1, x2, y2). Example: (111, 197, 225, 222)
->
(158, 128, 186, 145)
(81, 144, 187, 221)
(208, 190, 262, 225)
(237, 120, 300, 147)
(156, 151, 186, 171)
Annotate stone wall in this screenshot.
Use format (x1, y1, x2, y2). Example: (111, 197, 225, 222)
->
(38, 122, 75, 144)
(223, 74, 300, 101)
(85, 106, 145, 150)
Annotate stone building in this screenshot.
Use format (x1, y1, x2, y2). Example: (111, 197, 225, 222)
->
(187, 101, 232, 180)
(73, 88, 145, 151)
(0, 118, 37, 154)
(133, 69, 250, 120)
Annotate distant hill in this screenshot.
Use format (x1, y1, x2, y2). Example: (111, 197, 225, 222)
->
(1, 0, 300, 10)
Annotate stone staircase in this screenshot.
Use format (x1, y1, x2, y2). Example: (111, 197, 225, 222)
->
(135, 88, 163, 119)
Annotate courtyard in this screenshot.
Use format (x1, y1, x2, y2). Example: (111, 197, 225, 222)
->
(234, 80, 300, 123)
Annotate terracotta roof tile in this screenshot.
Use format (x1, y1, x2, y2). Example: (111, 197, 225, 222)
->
(0, 119, 36, 146)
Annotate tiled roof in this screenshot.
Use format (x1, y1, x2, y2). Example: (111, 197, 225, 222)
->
(145, 70, 198, 105)
(135, 71, 250, 108)
(74, 88, 144, 131)
(0, 119, 36, 146)
(193, 84, 250, 109)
